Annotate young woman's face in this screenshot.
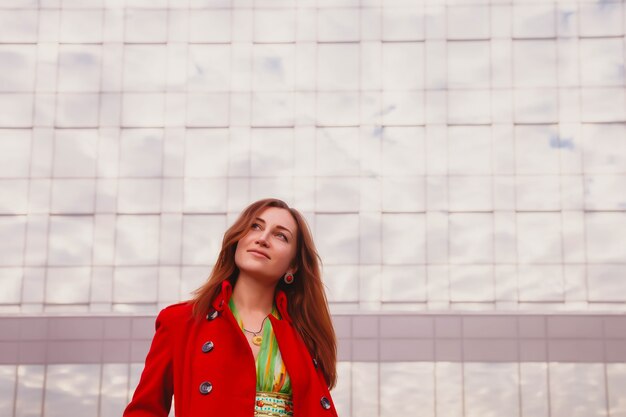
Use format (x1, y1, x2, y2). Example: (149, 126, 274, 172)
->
(234, 207, 298, 285)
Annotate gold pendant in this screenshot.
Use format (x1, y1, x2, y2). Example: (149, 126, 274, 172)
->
(252, 335, 263, 346)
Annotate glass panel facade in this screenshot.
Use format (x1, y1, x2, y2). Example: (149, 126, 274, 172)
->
(0, 0, 624, 416)
(0, 362, 624, 417)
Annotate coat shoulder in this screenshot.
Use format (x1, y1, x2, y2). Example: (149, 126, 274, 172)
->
(157, 300, 195, 326)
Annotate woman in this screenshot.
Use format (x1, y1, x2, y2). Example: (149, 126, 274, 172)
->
(123, 198, 339, 417)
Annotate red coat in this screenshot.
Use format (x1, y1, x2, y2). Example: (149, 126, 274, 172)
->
(123, 280, 339, 417)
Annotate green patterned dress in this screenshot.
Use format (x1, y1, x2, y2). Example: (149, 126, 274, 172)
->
(228, 297, 294, 415)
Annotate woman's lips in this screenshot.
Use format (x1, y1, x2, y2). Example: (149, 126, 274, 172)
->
(248, 250, 269, 259)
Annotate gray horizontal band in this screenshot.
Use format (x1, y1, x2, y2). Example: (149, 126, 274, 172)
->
(0, 313, 624, 365)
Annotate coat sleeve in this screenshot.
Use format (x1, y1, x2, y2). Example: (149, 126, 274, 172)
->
(123, 308, 174, 417)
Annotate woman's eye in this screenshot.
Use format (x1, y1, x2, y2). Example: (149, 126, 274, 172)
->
(277, 233, 287, 241)
(251, 223, 260, 229)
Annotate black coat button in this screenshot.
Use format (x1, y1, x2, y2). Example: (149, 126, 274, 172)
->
(320, 396, 331, 410)
(202, 341, 214, 353)
(206, 309, 219, 321)
(199, 381, 212, 395)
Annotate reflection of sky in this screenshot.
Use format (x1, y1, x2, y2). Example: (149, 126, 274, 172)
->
(1, 362, 625, 417)
(0, 2, 625, 313)
(1, 364, 134, 417)
(0, 3, 623, 417)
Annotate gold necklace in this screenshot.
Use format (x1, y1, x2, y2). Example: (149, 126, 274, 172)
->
(243, 317, 268, 346)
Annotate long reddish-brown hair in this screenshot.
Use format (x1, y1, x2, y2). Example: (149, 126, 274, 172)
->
(190, 198, 337, 389)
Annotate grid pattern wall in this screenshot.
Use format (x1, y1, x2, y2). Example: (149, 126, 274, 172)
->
(1, 313, 626, 417)
(1, 2, 625, 417)
(1, 1, 625, 314)
(1, 362, 626, 417)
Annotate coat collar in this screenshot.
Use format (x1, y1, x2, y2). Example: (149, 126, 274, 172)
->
(211, 279, 292, 325)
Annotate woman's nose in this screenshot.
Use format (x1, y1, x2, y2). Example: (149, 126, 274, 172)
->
(256, 232, 270, 246)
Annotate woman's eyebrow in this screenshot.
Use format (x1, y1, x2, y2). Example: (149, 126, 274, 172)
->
(255, 217, 293, 237)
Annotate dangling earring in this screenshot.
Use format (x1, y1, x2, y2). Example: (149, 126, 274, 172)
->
(283, 272, 294, 284)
